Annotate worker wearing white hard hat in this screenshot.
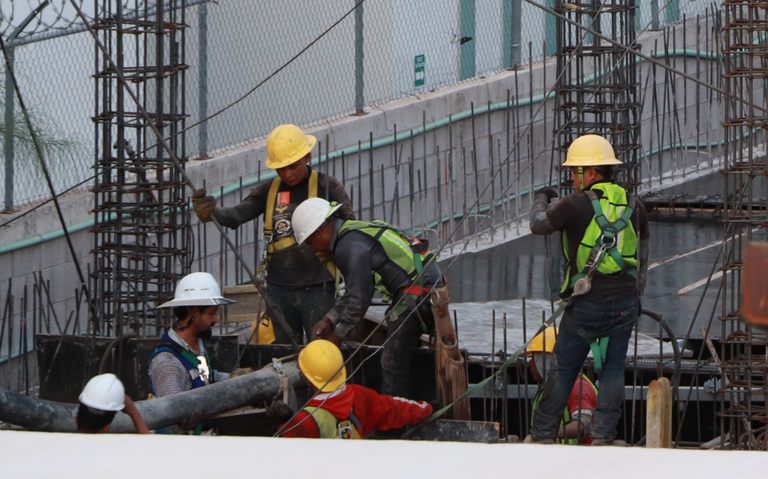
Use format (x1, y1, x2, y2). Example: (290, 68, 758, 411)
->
(77, 373, 148, 434)
(527, 135, 649, 446)
(149, 272, 235, 434)
(190, 125, 356, 345)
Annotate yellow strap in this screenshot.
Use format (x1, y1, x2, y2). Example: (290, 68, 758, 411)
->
(264, 177, 282, 238)
(308, 170, 318, 198)
(264, 171, 319, 256)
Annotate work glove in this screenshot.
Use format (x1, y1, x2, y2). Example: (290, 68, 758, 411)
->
(266, 399, 295, 421)
(192, 188, 216, 223)
(536, 186, 559, 202)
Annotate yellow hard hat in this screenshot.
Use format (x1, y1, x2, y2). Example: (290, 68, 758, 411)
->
(250, 312, 275, 344)
(526, 327, 558, 355)
(298, 339, 347, 392)
(265, 124, 317, 169)
(562, 135, 623, 168)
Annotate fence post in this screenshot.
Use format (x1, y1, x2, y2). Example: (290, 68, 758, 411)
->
(459, 0, 476, 81)
(354, 0, 365, 115)
(651, 0, 661, 30)
(504, 0, 522, 69)
(4, 48, 15, 212)
(198, 1, 209, 158)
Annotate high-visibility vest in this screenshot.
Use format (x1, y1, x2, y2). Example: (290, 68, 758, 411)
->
(336, 220, 433, 299)
(263, 170, 319, 260)
(560, 182, 638, 297)
(531, 374, 598, 444)
(304, 406, 363, 439)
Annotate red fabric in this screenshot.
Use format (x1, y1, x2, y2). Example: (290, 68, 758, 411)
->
(280, 384, 432, 438)
(567, 375, 598, 415)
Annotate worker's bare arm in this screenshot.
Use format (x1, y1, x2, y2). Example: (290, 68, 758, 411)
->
(122, 395, 150, 434)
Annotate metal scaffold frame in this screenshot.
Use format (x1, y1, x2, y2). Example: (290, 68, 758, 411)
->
(720, 0, 768, 450)
(554, 0, 641, 194)
(90, 0, 190, 337)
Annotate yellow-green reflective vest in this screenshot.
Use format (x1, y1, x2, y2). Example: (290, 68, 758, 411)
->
(304, 406, 363, 439)
(531, 374, 598, 444)
(561, 182, 638, 296)
(337, 220, 429, 298)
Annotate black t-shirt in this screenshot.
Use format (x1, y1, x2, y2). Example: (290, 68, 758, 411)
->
(214, 168, 355, 286)
(546, 182, 649, 301)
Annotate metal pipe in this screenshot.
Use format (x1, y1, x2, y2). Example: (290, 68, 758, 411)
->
(0, 360, 304, 433)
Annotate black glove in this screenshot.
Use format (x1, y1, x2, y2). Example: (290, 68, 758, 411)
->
(536, 186, 559, 202)
(266, 399, 295, 421)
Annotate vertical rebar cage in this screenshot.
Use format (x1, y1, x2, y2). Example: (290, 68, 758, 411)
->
(91, 0, 190, 337)
(720, 0, 768, 450)
(554, 0, 641, 193)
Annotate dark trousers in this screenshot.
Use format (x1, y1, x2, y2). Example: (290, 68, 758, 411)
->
(380, 298, 434, 398)
(269, 282, 338, 345)
(530, 296, 636, 442)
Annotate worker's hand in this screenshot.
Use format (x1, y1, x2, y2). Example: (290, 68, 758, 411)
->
(314, 317, 342, 346)
(122, 395, 150, 434)
(266, 399, 295, 421)
(192, 188, 216, 223)
(536, 186, 559, 202)
(179, 411, 202, 431)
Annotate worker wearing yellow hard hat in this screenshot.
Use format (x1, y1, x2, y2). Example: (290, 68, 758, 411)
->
(276, 340, 433, 439)
(527, 134, 649, 446)
(523, 328, 597, 445)
(191, 124, 355, 345)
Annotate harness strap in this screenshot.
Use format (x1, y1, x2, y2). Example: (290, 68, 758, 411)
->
(589, 337, 610, 371)
(583, 190, 637, 277)
(264, 171, 319, 256)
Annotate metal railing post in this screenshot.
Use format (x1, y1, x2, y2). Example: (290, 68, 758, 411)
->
(354, 0, 365, 115)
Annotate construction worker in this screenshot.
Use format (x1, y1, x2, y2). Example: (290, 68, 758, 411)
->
(292, 198, 444, 398)
(527, 134, 649, 445)
(278, 339, 433, 438)
(524, 328, 597, 445)
(191, 124, 355, 344)
(149, 272, 235, 434)
(77, 373, 149, 434)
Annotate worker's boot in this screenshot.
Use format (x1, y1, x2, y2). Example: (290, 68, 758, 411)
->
(591, 438, 628, 447)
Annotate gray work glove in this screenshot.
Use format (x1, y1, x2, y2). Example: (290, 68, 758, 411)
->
(536, 186, 559, 202)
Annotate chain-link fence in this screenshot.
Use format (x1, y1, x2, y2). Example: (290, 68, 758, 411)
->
(1, 0, 721, 210)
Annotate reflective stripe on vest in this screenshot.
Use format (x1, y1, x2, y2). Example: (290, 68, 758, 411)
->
(561, 182, 638, 295)
(337, 220, 429, 297)
(305, 406, 363, 439)
(263, 170, 319, 258)
(531, 374, 598, 444)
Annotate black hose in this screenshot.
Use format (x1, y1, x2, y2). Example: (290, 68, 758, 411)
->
(98, 332, 137, 375)
(640, 307, 681, 392)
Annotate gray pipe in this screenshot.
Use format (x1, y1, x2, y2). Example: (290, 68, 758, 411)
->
(0, 361, 304, 433)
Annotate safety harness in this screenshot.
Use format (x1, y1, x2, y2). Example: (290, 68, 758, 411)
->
(304, 406, 364, 439)
(337, 220, 437, 326)
(561, 182, 639, 370)
(149, 332, 213, 435)
(263, 170, 319, 260)
(531, 374, 598, 444)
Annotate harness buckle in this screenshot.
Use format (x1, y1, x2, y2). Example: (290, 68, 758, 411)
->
(196, 355, 211, 384)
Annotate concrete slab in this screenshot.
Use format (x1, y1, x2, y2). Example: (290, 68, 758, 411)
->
(2, 430, 766, 478)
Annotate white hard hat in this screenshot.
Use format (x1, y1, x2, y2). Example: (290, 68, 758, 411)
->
(292, 198, 341, 245)
(157, 272, 235, 309)
(79, 373, 126, 411)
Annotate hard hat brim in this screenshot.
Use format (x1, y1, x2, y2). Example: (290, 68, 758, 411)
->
(156, 297, 236, 309)
(561, 157, 624, 167)
(79, 396, 125, 412)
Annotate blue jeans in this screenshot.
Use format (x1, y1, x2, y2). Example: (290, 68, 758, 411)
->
(268, 282, 338, 344)
(530, 296, 636, 442)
